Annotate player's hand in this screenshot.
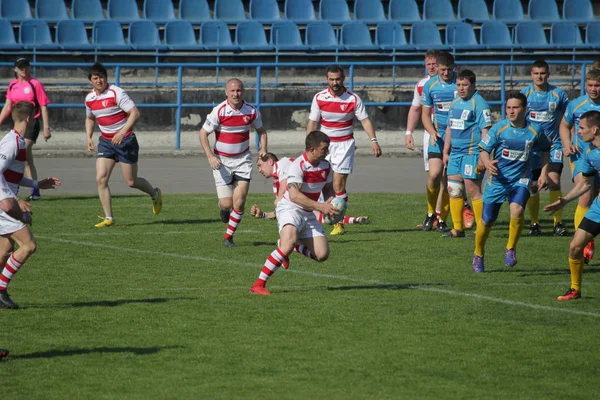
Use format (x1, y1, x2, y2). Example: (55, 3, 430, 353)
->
(484, 159, 499, 176)
(442, 153, 449, 167)
(372, 142, 382, 157)
(250, 204, 262, 218)
(208, 155, 222, 170)
(405, 134, 415, 151)
(18, 199, 31, 213)
(258, 149, 267, 159)
(562, 143, 576, 156)
(38, 177, 61, 190)
(544, 197, 567, 214)
(537, 174, 548, 191)
(111, 132, 125, 145)
(18, 200, 32, 225)
(43, 126, 51, 141)
(86, 138, 95, 152)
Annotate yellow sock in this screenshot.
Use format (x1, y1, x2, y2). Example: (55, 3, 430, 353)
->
(472, 198, 483, 227)
(574, 205, 589, 230)
(474, 223, 492, 257)
(450, 196, 464, 230)
(426, 186, 439, 215)
(506, 216, 524, 250)
(549, 190, 562, 224)
(568, 257, 584, 291)
(440, 190, 450, 221)
(527, 194, 540, 224)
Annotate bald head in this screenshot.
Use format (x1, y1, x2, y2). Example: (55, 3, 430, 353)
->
(225, 78, 245, 109)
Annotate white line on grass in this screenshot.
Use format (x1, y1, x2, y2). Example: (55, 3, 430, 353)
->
(37, 236, 600, 318)
(48, 230, 262, 237)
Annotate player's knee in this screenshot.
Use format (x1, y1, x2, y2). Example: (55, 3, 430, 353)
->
(313, 248, 329, 262)
(20, 240, 36, 256)
(569, 240, 584, 257)
(124, 178, 136, 188)
(447, 180, 464, 198)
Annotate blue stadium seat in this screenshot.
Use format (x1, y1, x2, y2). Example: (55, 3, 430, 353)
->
(340, 21, 377, 50)
(388, 0, 421, 24)
(563, 0, 594, 24)
(199, 20, 238, 51)
(107, 0, 140, 23)
(585, 21, 600, 49)
(93, 20, 132, 50)
(445, 21, 483, 50)
(0, 18, 23, 50)
(165, 20, 200, 51)
(250, 0, 281, 24)
(128, 20, 167, 51)
(492, 0, 524, 24)
(1, 0, 32, 23)
(71, 0, 105, 23)
(284, 0, 316, 24)
(319, 0, 351, 25)
(214, 0, 246, 24)
(179, 0, 211, 24)
(19, 19, 57, 49)
(56, 19, 94, 50)
(528, 0, 561, 23)
(423, 0, 456, 24)
(480, 21, 512, 49)
(409, 21, 445, 50)
(270, 20, 307, 50)
(354, 0, 386, 24)
(550, 21, 588, 49)
(235, 20, 273, 51)
(143, 0, 176, 24)
(305, 21, 342, 51)
(35, 0, 68, 23)
(374, 21, 412, 50)
(514, 21, 552, 49)
(457, 0, 490, 22)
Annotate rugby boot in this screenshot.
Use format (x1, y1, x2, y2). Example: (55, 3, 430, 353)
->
(557, 288, 581, 301)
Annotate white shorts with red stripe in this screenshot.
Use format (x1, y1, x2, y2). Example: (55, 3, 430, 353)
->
(212, 152, 253, 190)
(0, 210, 26, 236)
(326, 138, 355, 174)
(276, 200, 326, 239)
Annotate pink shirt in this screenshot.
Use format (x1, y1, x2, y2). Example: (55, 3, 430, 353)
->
(6, 78, 51, 119)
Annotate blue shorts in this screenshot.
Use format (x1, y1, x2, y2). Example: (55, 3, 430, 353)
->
(482, 177, 530, 206)
(97, 133, 139, 164)
(569, 151, 587, 180)
(446, 153, 483, 180)
(427, 132, 445, 155)
(531, 145, 563, 170)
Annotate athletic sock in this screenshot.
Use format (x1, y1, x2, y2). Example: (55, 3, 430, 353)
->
(426, 186, 439, 215)
(294, 243, 315, 260)
(224, 209, 243, 240)
(506, 216, 524, 250)
(449, 196, 464, 231)
(472, 198, 483, 227)
(549, 190, 562, 225)
(440, 189, 450, 222)
(527, 193, 540, 224)
(474, 223, 492, 257)
(0, 254, 24, 290)
(568, 257, 584, 292)
(258, 248, 286, 282)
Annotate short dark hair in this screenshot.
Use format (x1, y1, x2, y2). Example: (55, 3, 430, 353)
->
(325, 65, 344, 77)
(581, 110, 600, 129)
(259, 152, 279, 163)
(88, 62, 108, 80)
(11, 101, 35, 122)
(531, 59, 549, 72)
(592, 59, 600, 71)
(306, 131, 330, 150)
(507, 91, 528, 108)
(586, 69, 600, 82)
(456, 69, 476, 85)
(436, 51, 455, 68)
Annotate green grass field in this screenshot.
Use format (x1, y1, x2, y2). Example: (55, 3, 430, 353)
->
(2, 193, 599, 399)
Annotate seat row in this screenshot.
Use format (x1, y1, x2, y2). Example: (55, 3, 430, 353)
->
(0, 0, 596, 25)
(2, 18, 599, 53)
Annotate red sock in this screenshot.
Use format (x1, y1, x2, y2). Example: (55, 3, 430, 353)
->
(0, 254, 24, 290)
(294, 243, 315, 260)
(224, 209, 243, 239)
(258, 248, 286, 282)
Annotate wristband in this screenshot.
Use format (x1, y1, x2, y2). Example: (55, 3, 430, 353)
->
(405, 130, 413, 136)
(260, 212, 266, 219)
(33, 180, 38, 189)
(370, 138, 378, 143)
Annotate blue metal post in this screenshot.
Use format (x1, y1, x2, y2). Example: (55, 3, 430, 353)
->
(500, 64, 506, 119)
(255, 66, 261, 149)
(176, 66, 183, 150)
(115, 65, 121, 86)
(349, 64, 354, 91)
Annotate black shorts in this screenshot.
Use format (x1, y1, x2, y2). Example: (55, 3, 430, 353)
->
(547, 162, 563, 174)
(97, 133, 139, 164)
(23, 118, 40, 143)
(428, 152, 442, 160)
(579, 217, 600, 237)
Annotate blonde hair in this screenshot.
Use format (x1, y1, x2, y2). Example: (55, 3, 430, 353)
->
(11, 101, 34, 122)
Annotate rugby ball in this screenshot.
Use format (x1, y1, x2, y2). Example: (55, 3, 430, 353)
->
(322, 198, 347, 225)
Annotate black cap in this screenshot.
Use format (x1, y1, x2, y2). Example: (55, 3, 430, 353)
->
(14, 58, 30, 69)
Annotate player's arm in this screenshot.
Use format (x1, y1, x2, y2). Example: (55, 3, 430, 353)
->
(250, 204, 276, 220)
(111, 106, 140, 145)
(274, 177, 287, 207)
(85, 115, 96, 152)
(421, 105, 437, 144)
(545, 172, 594, 214)
(442, 126, 451, 166)
(198, 127, 221, 170)
(288, 182, 338, 216)
(256, 126, 268, 157)
(0, 99, 12, 126)
(479, 150, 498, 176)
(20, 176, 61, 190)
(40, 105, 51, 141)
(359, 117, 381, 157)
(559, 117, 575, 155)
(405, 104, 420, 151)
(306, 95, 321, 135)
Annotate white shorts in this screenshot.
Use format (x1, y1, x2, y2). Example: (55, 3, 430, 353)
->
(0, 210, 26, 236)
(276, 200, 326, 239)
(423, 131, 430, 172)
(326, 138, 355, 174)
(212, 152, 253, 187)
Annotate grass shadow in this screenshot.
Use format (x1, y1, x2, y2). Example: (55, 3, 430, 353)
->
(40, 194, 145, 202)
(121, 218, 216, 227)
(10, 345, 183, 360)
(29, 297, 196, 309)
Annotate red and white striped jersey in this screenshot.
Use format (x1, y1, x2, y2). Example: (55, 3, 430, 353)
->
(272, 157, 294, 196)
(308, 87, 369, 142)
(85, 85, 136, 140)
(202, 100, 263, 157)
(0, 129, 27, 200)
(412, 75, 433, 107)
(283, 153, 332, 208)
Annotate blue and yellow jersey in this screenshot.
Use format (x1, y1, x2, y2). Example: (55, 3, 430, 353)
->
(447, 91, 492, 155)
(479, 120, 550, 184)
(421, 74, 457, 135)
(564, 94, 600, 153)
(520, 83, 568, 143)
(582, 145, 600, 176)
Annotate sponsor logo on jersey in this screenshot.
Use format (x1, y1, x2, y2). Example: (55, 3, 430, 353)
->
(449, 119, 465, 130)
(530, 111, 552, 122)
(340, 104, 347, 112)
(436, 102, 452, 111)
(548, 102, 557, 112)
(483, 109, 491, 123)
(460, 110, 470, 120)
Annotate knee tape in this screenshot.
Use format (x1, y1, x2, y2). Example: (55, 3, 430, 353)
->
(216, 184, 233, 199)
(447, 179, 464, 198)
